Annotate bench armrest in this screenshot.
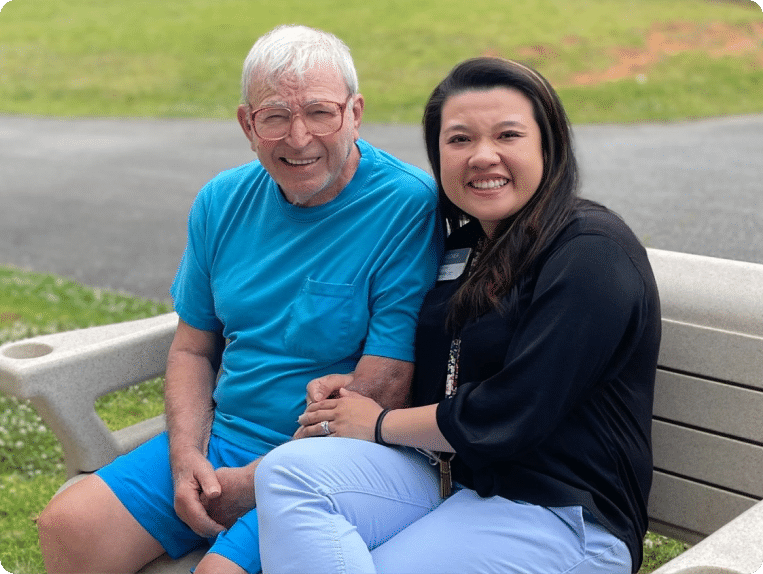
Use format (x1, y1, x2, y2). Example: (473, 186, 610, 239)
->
(652, 498, 763, 574)
(0, 313, 178, 477)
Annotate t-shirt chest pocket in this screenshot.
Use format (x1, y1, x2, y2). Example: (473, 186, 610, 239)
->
(284, 278, 368, 361)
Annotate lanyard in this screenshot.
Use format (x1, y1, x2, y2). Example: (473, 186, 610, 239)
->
(435, 241, 484, 497)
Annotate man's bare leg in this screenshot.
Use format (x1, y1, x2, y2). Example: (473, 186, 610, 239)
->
(194, 552, 248, 574)
(38, 474, 166, 574)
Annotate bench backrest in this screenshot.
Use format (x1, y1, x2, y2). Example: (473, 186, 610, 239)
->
(645, 248, 763, 544)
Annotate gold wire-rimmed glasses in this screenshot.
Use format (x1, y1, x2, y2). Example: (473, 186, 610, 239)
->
(250, 96, 352, 141)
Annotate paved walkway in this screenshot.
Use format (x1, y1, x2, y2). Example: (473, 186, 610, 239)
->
(1, 115, 761, 300)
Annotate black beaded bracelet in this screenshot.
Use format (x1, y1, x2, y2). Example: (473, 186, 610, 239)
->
(374, 408, 391, 446)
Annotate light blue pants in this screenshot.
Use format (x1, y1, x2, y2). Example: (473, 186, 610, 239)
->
(255, 437, 632, 574)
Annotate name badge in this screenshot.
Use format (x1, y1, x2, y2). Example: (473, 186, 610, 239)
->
(437, 248, 471, 281)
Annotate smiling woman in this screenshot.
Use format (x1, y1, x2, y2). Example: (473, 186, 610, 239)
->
(438, 88, 544, 238)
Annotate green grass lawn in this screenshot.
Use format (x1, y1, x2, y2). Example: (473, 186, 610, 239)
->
(1, 0, 762, 123)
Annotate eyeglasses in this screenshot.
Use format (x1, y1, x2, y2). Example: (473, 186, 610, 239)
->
(249, 97, 352, 141)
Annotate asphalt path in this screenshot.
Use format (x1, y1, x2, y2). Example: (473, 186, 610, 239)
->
(1, 114, 761, 301)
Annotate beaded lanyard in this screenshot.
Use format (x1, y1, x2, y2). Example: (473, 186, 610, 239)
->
(426, 242, 483, 498)
(437, 339, 461, 497)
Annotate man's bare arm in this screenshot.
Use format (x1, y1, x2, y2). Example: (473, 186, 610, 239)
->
(164, 319, 226, 537)
(307, 355, 413, 409)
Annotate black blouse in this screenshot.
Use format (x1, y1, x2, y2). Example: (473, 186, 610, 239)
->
(413, 204, 661, 572)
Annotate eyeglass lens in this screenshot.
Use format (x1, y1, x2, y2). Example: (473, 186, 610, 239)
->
(254, 101, 343, 140)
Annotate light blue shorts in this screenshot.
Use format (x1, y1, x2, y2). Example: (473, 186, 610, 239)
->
(96, 432, 264, 574)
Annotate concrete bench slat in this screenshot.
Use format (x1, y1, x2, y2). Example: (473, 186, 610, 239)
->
(648, 471, 757, 544)
(648, 249, 763, 338)
(654, 370, 763, 443)
(653, 420, 763, 498)
(659, 320, 763, 390)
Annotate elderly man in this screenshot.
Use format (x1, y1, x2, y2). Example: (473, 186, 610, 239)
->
(38, 25, 441, 574)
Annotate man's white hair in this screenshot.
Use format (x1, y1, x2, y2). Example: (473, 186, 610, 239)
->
(241, 25, 359, 104)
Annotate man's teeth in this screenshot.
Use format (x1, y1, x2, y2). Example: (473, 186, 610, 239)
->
(284, 158, 318, 165)
(470, 179, 509, 189)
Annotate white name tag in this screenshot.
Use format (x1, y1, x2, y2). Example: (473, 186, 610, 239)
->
(437, 248, 472, 281)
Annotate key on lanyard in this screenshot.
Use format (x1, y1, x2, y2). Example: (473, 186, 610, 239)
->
(439, 453, 455, 498)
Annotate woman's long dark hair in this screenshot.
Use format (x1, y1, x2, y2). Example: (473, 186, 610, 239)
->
(423, 57, 582, 331)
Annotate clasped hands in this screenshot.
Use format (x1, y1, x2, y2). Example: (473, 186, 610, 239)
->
(293, 373, 384, 441)
(172, 447, 257, 538)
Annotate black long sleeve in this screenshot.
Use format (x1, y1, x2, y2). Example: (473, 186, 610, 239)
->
(413, 206, 661, 572)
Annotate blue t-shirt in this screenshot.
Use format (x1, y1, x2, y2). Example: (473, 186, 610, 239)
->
(171, 139, 442, 454)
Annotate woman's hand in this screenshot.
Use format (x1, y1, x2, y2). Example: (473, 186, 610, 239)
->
(294, 388, 383, 442)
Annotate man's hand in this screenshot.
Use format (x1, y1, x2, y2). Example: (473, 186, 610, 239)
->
(296, 357, 412, 438)
(306, 373, 354, 404)
(165, 320, 224, 536)
(171, 447, 226, 538)
(202, 464, 258, 530)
